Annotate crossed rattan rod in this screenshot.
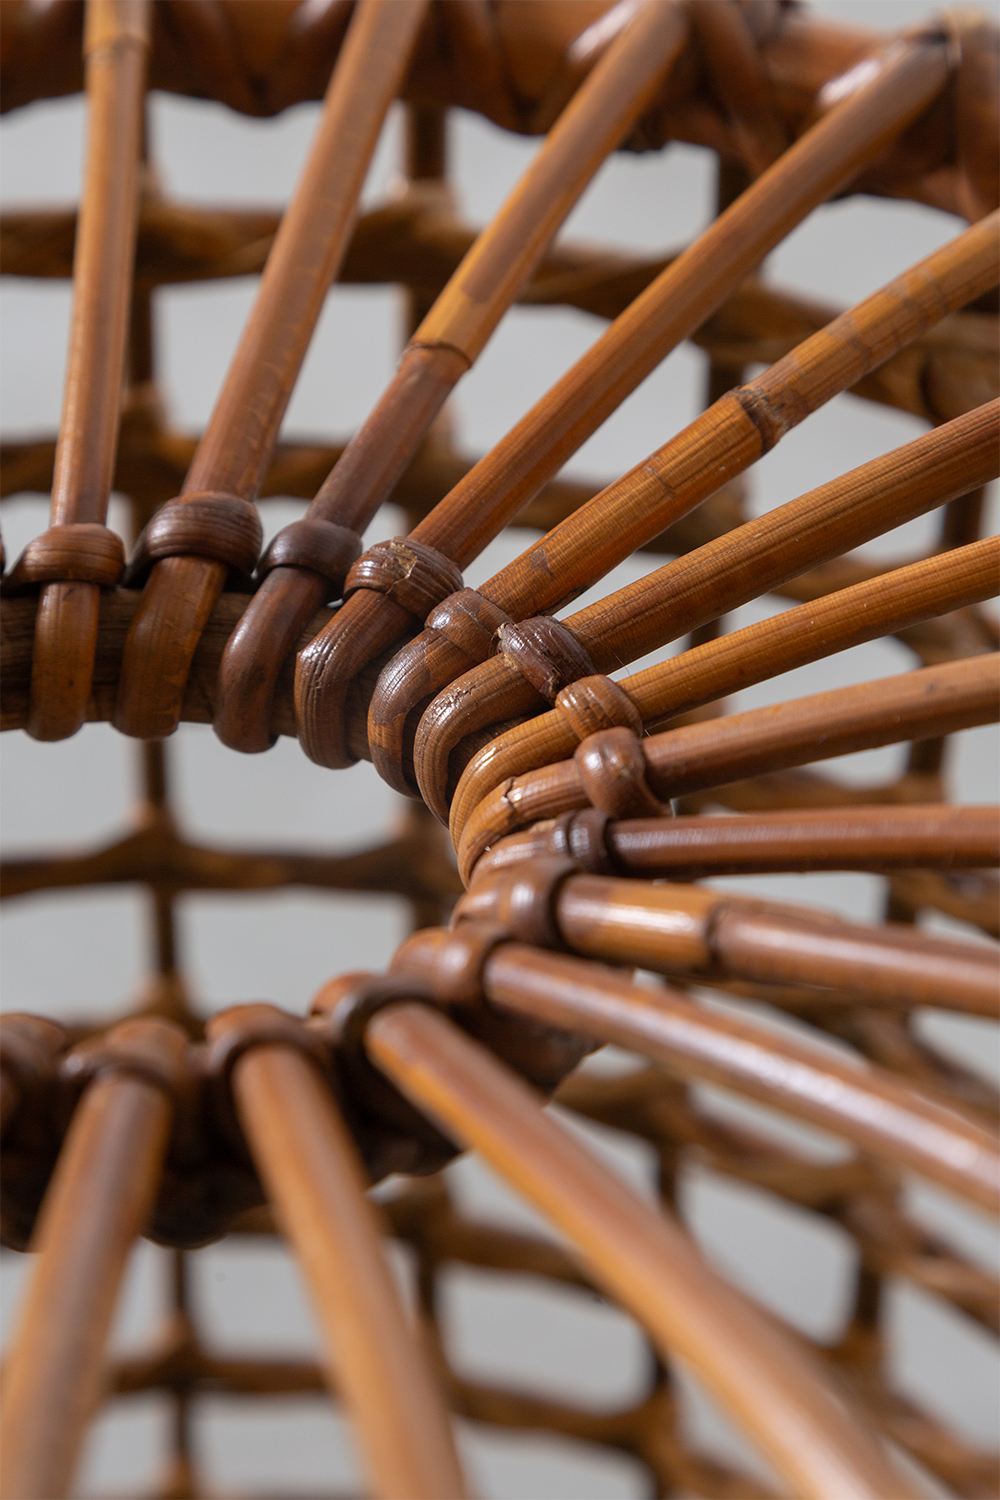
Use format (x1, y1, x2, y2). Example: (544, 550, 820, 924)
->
(13, 0, 150, 744)
(364, 1002, 916, 1500)
(215, 0, 691, 754)
(443, 508, 999, 839)
(404, 279, 1000, 818)
(393, 921, 999, 1207)
(293, 29, 953, 771)
(208, 1007, 468, 1500)
(476, 803, 999, 886)
(0, 1018, 185, 1500)
(456, 653, 1000, 879)
(110, 0, 427, 743)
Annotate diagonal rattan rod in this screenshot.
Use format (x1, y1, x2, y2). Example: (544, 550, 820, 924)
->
(455, 653, 1000, 874)
(405, 318, 999, 818)
(215, 0, 691, 754)
(439, 527, 999, 836)
(11, 0, 150, 744)
(0, 1019, 185, 1500)
(475, 803, 1000, 884)
(393, 925, 999, 1207)
(364, 1001, 916, 1500)
(112, 0, 428, 742)
(209, 1011, 468, 1500)
(294, 30, 953, 770)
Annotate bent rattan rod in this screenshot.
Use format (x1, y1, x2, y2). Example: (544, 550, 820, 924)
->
(214, 0, 691, 755)
(293, 29, 953, 771)
(475, 802, 1000, 884)
(457, 869, 1000, 1017)
(447, 534, 1000, 835)
(456, 653, 1000, 878)
(0, 1018, 185, 1500)
(393, 925, 1000, 1208)
(207, 1008, 468, 1500)
(111, 0, 427, 743)
(407, 295, 1000, 821)
(4, 0, 150, 743)
(365, 1000, 915, 1500)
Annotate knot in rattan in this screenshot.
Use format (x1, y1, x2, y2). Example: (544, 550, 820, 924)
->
(456, 855, 579, 949)
(124, 490, 263, 586)
(60, 1015, 190, 1105)
(555, 671, 644, 740)
(494, 614, 597, 701)
(574, 724, 670, 817)
(424, 586, 513, 664)
(256, 516, 363, 594)
(344, 535, 463, 619)
(1, 522, 125, 593)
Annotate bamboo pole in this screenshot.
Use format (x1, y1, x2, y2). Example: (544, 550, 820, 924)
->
(366, 1002, 916, 1500)
(216, 1018, 467, 1500)
(456, 654, 1000, 875)
(0, 1018, 185, 1500)
(214, 0, 691, 753)
(112, 0, 429, 741)
(444, 529, 999, 841)
(294, 31, 954, 771)
(21, 0, 149, 741)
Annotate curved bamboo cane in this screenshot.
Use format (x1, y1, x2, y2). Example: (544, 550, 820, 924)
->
(407, 335, 999, 822)
(8, 0, 150, 742)
(365, 1001, 916, 1500)
(209, 1010, 468, 1500)
(444, 529, 999, 841)
(456, 654, 1000, 877)
(213, 0, 691, 754)
(0, 1018, 185, 1500)
(475, 802, 1000, 884)
(112, 0, 428, 741)
(295, 30, 953, 772)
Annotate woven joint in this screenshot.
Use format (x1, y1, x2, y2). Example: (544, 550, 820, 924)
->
(206, 1003, 330, 1088)
(1, 523, 125, 594)
(455, 856, 579, 949)
(0, 1015, 67, 1095)
(555, 673, 643, 741)
(542, 808, 619, 874)
(123, 492, 263, 587)
(494, 616, 596, 701)
(425, 587, 513, 663)
(257, 518, 363, 595)
(574, 726, 670, 818)
(59, 1017, 189, 1105)
(311, 972, 442, 1053)
(344, 537, 463, 620)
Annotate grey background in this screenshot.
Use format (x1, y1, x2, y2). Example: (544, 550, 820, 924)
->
(1, 1, 998, 1495)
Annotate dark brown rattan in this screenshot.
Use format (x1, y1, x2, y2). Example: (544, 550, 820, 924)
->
(1, 2, 998, 1497)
